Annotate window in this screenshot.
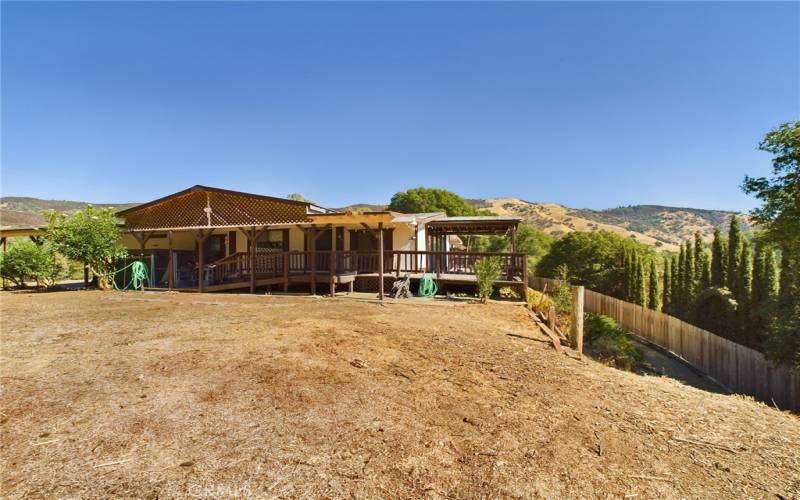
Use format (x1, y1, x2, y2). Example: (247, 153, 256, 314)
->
(256, 229, 288, 252)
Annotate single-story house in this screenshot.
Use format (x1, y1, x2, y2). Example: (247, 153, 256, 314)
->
(115, 185, 527, 298)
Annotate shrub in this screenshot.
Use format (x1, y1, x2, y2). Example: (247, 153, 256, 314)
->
(584, 313, 643, 371)
(551, 264, 572, 316)
(0, 240, 68, 288)
(498, 286, 520, 299)
(474, 256, 502, 303)
(526, 288, 554, 313)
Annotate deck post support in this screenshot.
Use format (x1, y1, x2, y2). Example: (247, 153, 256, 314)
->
(329, 228, 336, 296)
(521, 253, 528, 300)
(167, 231, 174, 290)
(193, 229, 211, 293)
(132, 231, 152, 291)
(249, 227, 257, 294)
(510, 226, 517, 253)
(1, 237, 6, 289)
(570, 285, 585, 355)
(310, 227, 316, 295)
(283, 250, 290, 292)
(378, 222, 384, 300)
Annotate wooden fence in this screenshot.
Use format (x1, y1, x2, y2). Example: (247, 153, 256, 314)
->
(528, 276, 800, 413)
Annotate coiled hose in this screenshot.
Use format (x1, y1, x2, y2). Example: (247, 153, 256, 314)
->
(418, 274, 437, 297)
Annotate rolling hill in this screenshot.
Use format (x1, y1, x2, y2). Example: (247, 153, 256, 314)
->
(482, 198, 749, 252)
(1, 196, 748, 252)
(0, 197, 137, 229)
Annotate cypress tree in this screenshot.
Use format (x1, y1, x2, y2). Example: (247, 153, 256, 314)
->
(737, 239, 753, 346)
(693, 232, 704, 282)
(623, 248, 632, 301)
(711, 228, 726, 287)
(676, 245, 686, 316)
(670, 254, 680, 317)
(764, 247, 779, 301)
(700, 251, 712, 291)
(636, 258, 647, 307)
(727, 215, 742, 292)
(684, 240, 696, 310)
(662, 258, 672, 314)
(648, 258, 659, 310)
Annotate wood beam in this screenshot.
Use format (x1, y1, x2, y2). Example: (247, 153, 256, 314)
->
(192, 229, 213, 293)
(310, 226, 316, 295)
(378, 222, 384, 301)
(167, 231, 174, 290)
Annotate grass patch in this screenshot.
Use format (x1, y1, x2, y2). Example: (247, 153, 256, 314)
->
(584, 313, 643, 371)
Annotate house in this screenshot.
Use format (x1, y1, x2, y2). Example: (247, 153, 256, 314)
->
(116, 185, 526, 299)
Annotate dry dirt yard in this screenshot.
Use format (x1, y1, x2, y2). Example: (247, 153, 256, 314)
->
(1, 291, 799, 498)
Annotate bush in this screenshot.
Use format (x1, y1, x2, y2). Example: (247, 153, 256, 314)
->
(498, 286, 520, 299)
(474, 256, 502, 303)
(526, 288, 554, 313)
(0, 240, 68, 288)
(551, 264, 572, 316)
(584, 313, 643, 371)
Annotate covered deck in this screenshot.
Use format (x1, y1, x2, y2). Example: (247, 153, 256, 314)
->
(117, 186, 526, 299)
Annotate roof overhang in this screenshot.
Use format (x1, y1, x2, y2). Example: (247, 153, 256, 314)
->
(426, 216, 521, 236)
(308, 212, 396, 225)
(0, 227, 46, 238)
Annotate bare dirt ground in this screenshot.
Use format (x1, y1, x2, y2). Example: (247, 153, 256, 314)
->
(1, 291, 798, 498)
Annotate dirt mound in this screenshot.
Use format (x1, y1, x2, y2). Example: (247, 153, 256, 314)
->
(1, 291, 798, 498)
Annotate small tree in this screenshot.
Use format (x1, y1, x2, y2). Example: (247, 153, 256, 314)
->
(0, 239, 68, 288)
(474, 256, 502, 303)
(46, 206, 127, 289)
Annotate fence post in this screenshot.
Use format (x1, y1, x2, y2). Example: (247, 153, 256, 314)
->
(570, 285, 584, 355)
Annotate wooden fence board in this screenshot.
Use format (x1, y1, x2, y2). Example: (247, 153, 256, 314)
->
(528, 276, 799, 413)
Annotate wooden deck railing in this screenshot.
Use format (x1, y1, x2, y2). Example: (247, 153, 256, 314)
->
(204, 250, 527, 285)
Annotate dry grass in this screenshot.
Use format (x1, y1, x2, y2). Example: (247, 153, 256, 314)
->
(1, 291, 799, 498)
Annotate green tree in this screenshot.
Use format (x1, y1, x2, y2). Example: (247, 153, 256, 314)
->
(648, 258, 659, 310)
(693, 232, 705, 283)
(751, 241, 779, 350)
(711, 228, 726, 287)
(635, 258, 647, 307)
(684, 240, 696, 304)
(676, 245, 686, 316)
(742, 121, 800, 368)
(46, 206, 128, 289)
(662, 257, 672, 314)
(0, 239, 67, 288)
(736, 239, 753, 345)
(536, 231, 651, 297)
(670, 254, 680, 315)
(727, 215, 743, 292)
(388, 187, 485, 216)
(286, 193, 316, 204)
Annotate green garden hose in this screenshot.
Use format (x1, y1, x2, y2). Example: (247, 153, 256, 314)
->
(418, 274, 437, 297)
(110, 260, 151, 291)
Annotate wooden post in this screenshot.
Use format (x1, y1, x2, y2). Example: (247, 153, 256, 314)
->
(548, 305, 557, 333)
(510, 225, 517, 253)
(329, 228, 336, 296)
(310, 227, 316, 295)
(249, 228, 257, 294)
(133, 231, 152, 292)
(378, 222, 384, 300)
(167, 231, 174, 290)
(193, 229, 211, 293)
(1, 237, 6, 290)
(283, 250, 290, 292)
(83, 262, 89, 288)
(570, 285, 585, 355)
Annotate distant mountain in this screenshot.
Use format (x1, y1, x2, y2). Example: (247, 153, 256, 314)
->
(483, 198, 751, 252)
(1, 196, 750, 253)
(0, 197, 137, 229)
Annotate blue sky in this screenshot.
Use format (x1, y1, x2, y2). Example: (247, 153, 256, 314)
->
(2, 2, 798, 211)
